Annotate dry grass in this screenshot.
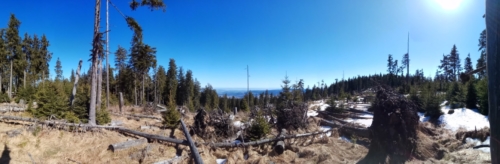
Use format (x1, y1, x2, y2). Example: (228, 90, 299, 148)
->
(0, 105, 493, 163)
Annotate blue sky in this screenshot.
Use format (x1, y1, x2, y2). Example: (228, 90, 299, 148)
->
(0, 0, 485, 89)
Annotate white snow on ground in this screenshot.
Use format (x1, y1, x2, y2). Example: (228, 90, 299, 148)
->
(465, 137, 490, 153)
(344, 113, 373, 127)
(308, 100, 330, 111)
(418, 106, 490, 132)
(216, 159, 227, 164)
(339, 136, 351, 143)
(354, 104, 371, 111)
(345, 117, 373, 127)
(319, 126, 332, 137)
(307, 110, 318, 117)
(232, 121, 244, 129)
(418, 101, 491, 153)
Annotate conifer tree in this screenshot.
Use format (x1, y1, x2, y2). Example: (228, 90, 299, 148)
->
(55, 57, 63, 81)
(165, 59, 177, 110)
(465, 77, 478, 109)
(464, 53, 473, 73)
(5, 14, 22, 99)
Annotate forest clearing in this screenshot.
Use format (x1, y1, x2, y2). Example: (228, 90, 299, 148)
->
(1, 0, 499, 163)
(0, 87, 493, 164)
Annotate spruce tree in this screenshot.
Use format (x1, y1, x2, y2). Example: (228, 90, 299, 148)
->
(55, 57, 63, 81)
(476, 77, 489, 115)
(465, 77, 478, 109)
(185, 70, 195, 110)
(464, 53, 473, 73)
(165, 59, 178, 110)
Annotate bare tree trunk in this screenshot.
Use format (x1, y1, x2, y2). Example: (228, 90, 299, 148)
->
(106, 0, 110, 109)
(8, 60, 12, 99)
(119, 92, 124, 114)
(0, 73, 2, 94)
(70, 60, 83, 106)
(134, 79, 138, 106)
(89, 0, 101, 126)
(486, 1, 500, 162)
(97, 59, 103, 111)
(23, 70, 26, 89)
(142, 74, 145, 106)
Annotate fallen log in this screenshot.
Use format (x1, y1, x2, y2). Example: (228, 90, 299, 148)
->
(109, 138, 148, 152)
(473, 145, 490, 149)
(128, 114, 162, 120)
(320, 119, 369, 138)
(180, 119, 203, 164)
(0, 115, 122, 130)
(274, 129, 287, 154)
(115, 127, 192, 146)
(210, 128, 335, 148)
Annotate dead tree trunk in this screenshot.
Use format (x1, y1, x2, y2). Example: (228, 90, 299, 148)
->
(180, 119, 203, 164)
(8, 60, 12, 99)
(97, 59, 103, 111)
(108, 138, 147, 152)
(70, 60, 83, 106)
(88, 0, 101, 126)
(119, 92, 124, 114)
(210, 128, 334, 148)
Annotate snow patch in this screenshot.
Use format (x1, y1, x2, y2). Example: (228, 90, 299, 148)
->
(465, 137, 490, 153)
(216, 159, 227, 164)
(438, 107, 489, 132)
(319, 126, 332, 137)
(339, 136, 351, 143)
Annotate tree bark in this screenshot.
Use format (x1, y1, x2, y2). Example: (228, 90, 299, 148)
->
(142, 74, 145, 106)
(106, 0, 110, 110)
(70, 60, 83, 106)
(0, 73, 2, 94)
(108, 138, 147, 152)
(88, 0, 101, 126)
(486, 0, 500, 162)
(97, 59, 103, 111)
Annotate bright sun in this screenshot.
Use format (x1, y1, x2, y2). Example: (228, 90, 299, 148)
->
(436, 0, 462, 10)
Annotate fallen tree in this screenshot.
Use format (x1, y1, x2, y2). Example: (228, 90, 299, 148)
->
(0, 114, 194, 146)
(209, 128, 335, 148)
(0, 115, 121, 130)
(127, 114, 162, 120)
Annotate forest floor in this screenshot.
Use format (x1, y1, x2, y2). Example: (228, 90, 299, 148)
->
(0, 104, 492, 164)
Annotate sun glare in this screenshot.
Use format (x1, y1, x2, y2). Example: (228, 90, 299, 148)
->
(436, 0, 462, 10)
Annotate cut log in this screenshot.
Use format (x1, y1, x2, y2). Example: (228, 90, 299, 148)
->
(180, 119, 203, 164)
(274, 129, 287, 154)
(109, 138, 147, 152)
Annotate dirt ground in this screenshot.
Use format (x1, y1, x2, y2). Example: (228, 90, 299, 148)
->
(0, 106, 492, 164)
